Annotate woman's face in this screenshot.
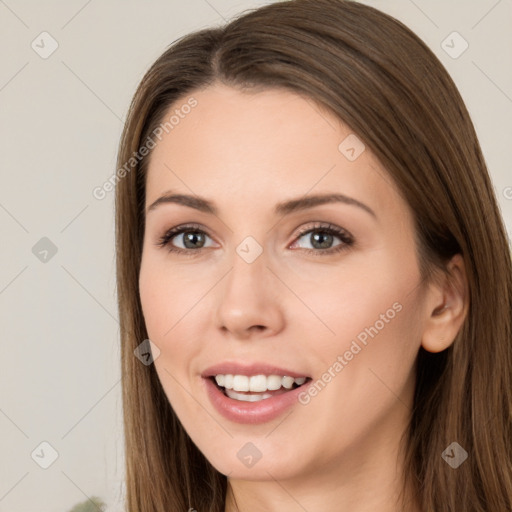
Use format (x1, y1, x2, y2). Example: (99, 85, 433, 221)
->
(139, 84, 429, 482)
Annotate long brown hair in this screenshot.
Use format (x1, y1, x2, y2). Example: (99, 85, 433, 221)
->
(114, 1, 512, 510)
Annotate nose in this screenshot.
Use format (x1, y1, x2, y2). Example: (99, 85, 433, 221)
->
(214, 248, 285, 340)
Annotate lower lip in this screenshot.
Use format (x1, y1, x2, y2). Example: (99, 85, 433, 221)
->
(203, 377, 310, 425)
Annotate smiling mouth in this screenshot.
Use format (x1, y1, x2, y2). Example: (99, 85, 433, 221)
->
(210, 374, 312, 402)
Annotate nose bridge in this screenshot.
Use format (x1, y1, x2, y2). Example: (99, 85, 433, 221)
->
(214, 237, 284, 337)
(225, 237, 271, 303)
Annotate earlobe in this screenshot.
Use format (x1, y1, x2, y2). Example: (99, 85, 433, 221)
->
(420, 254, 469, 353)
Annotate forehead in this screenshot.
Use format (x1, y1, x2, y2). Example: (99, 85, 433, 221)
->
(144, 84, 407, 223)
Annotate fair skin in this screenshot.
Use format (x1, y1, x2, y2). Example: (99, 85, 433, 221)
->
(138, 83, 467, 512)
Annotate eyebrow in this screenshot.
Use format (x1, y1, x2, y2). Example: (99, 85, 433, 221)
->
(146, 191, 376, 219)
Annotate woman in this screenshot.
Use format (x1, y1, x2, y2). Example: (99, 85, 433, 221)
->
(114, 0, 512, 510)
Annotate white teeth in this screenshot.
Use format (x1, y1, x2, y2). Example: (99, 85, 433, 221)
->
(233, 375, 249, 391)
(267, 375, 282, 390)
(213, 374, 308, 392)
(224, 374, 234, 389)
(225, 389, 273, 402)
(249, 374, 267, 392)
(282, 376, 295, 389)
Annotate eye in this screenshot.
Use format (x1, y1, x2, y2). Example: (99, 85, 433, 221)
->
(156, 223, 215, 256)
(156, 221, 354, 256)
(290, 222, 354, 255)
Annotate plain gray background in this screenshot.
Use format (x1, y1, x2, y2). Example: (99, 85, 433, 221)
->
(1, 1, 511, 511)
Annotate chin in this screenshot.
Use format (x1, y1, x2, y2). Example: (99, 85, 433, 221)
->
(193, 435, 307, 481)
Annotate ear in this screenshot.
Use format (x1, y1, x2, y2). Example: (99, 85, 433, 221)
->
(421, 254, 469, 353)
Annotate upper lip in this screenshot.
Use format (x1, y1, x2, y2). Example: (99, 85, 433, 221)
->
(201, 362, 310, 379)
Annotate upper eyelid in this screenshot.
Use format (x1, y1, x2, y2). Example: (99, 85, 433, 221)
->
(295, 222, 351, 236)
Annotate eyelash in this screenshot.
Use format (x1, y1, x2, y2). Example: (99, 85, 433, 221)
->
(156, 222, 354, 257)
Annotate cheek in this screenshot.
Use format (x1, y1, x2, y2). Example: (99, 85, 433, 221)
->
(139, 258, 205, 416)
(139, 255, 201, 340)
(138, 253, 215, 400)
(289, 253, 423, 439)
(288, 251, 422, 361)
(295, 251, 423, 424)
